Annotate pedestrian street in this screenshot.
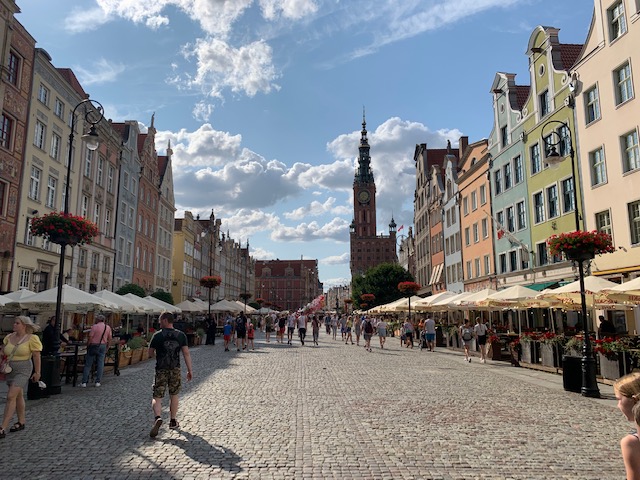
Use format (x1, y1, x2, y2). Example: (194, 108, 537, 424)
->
(0, 331, 628, 479)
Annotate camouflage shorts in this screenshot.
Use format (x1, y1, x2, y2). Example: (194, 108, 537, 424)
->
(152, 368, 182, 398)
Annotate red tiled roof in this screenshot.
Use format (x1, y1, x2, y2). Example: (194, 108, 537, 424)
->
(137, 133, 147, 156)
(158, 155, 168, 177)
(513, 85, 530, 111)
(56, 68, 88, 99)
(559, 43, 583, 71)
(110, 122, 127, 137)
(425, 149, 448, 170)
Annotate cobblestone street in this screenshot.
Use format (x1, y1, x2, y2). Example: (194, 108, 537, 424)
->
(0, 332, 628, 479)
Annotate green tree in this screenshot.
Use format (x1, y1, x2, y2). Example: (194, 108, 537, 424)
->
(351, 263, 414, 309)
(115, 283, 146, 297)
(151, 289, 174, 305)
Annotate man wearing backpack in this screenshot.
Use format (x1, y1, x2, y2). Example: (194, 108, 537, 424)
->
(148, 312, 193, 438)
(235, 313, 248, 351)
(460, 319, 474, 363)
(363, 317, 374, 352)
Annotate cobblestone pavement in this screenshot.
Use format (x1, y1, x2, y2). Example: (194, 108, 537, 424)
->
(0, 332, 628, 479)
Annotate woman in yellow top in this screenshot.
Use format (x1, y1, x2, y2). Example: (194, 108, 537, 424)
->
(0, 315, 42, 439)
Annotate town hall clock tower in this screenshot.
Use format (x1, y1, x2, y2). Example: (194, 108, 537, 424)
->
(350, 112, 397, 278)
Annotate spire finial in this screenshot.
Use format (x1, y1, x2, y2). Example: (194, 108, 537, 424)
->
(447, 139, 452, 153)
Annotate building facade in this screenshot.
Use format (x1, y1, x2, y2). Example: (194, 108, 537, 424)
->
(350, 114, 397, 277)
(254, 259, 320, 312)
(442, 140, 464, 293)
(156, 144, 175, 293)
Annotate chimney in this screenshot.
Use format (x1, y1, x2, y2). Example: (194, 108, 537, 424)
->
(459, 136, 469, 157)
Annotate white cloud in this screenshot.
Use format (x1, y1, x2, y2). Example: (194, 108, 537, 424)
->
(321, 253, 350, 266)
(74, 58, 126, 85)
(251, 247, 276, 260)
(64, 6, 111, 33)
(284, 197, 347, 220)
(322, 277, 351, 290)
(259, 0, 319, 20)
(192, 101, 215, 121)
(271, 217, 350, 242)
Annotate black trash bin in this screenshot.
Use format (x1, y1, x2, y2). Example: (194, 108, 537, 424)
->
(563, 355, 582, 393)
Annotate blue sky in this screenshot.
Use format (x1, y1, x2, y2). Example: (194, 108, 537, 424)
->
(17, 0, 592, 290)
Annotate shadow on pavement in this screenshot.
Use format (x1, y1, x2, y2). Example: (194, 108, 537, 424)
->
(161, 430, 243, 473)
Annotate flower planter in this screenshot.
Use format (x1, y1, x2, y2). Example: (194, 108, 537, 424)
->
(599, 352, 632, 380)
(141, 348, 149, 361)
(130, 348, 143, 365)
(520, 340, 540, 364)
(540, 343, 562, 368)
(118, 351, 132, 368)
(490, 340, 503, 360)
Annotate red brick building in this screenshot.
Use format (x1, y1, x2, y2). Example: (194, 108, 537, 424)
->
(349, 114, 397, 277)
(254, 259, 321, 312)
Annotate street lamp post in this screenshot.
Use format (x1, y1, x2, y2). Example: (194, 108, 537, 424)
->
(207, 211, 215, 344)
(543, 119, 599, 398)
(50, 98, 103, 394)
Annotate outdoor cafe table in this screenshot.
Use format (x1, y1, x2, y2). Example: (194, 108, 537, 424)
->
(60, 342, 86, 387)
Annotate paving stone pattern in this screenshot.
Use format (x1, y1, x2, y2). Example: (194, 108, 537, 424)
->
(0, 332, 628, 479)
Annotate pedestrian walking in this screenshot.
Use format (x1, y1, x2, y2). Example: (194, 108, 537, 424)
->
(297, 313, 308, 345)
(247, 320, 255, 350)
(235, 312, 248, 351)
(403, 319, 414, 349)
(345, 316, 353, 344)
(148, 312, 193, 438)
(0, 316, 42, 439)
(614, 373, 640, 479)
(324, 314, 331, 334)
(354, 315, 362, 346)
(223, 319, 232, 351)
(81, 314, 112, 387)
(363, 317, 374, 352)
(287, 314, 296, 345)
(474, 317, 488, 363)
(311, 315, 320, 346)
(331, 315, 338, 340)
(265, 314, 273, 343)
(376, 318, 387, 349)
(460, 319, 474, 362)
(424, 315, 436, 352)
(277, 315, 286, 343)
(340, 314, 347, 341)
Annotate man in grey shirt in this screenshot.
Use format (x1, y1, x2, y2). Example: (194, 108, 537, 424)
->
(424, 316, 436, 352)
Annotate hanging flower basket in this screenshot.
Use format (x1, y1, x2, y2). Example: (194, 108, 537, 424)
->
(360, 293, 375, 303)
(398, 281, 421, 296)
(547, 230, 614, 262)
(199, 275, 222, 289)
(239, 292, 252, 302)
(30, 212, 99, 246)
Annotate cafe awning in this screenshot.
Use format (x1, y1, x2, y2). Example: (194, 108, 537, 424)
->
(526, 281, 559, 291)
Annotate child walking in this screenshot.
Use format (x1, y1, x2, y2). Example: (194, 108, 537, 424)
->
(247, 321, 255, 350)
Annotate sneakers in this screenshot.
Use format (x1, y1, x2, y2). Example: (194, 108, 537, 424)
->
(169, 419, 179, 430)
(481, 359, 486, 364)
(468, 357, 472, 363)
(80, 383, 87, 388)
(150, 417, 163, 438)
(95, 382, 101, 387)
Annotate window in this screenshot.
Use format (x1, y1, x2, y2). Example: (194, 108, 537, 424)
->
(504, 163, 512, 190)
(29, 166, 41, 200)
(622, 130, 640, 173)
(451, 207, 456, 225)
(474, 258, 481, 278)
(107, 166, 114, 193)
(506, 206, 515, 232)
(590, 147, 607, 186)
(50, 133, 61, 160)
(81, 195, 89, 217)
(533, 192, 545, 223)
(128, 206, 134, 228)
(19, 269, 30, 289)
(547, 185, 559, 218)
(34, 121, 46, 149)
(123, 171, 129, 190)
(471, 191, 478, 211)
(96, 157, 104, 186)
(530, 144, 541, 175)
(38, 84, 50, 106)
(466, 261, 472, 279)
(103, 256, 111, 273)
(494, 169, 502, 195)
(54, 98, 64, 119)
(496, 210, 505, 231)
(62, 182, 68, 212)
(484, 255, 491, 276)
(509, 251, 518, 272)
(473, 223, 479, 243)
(516, 201, 526, 230)
(501, 125, 508, 148)
(539, 90, 550, 117)
(94, 203, 101, 227)
(464, 227, 470, 246)
(482, 218, 488, 238)
(7, 51, 20, 86)
(91, 252, 99, 269)
(126, 241, 133, 266)
(595, 210, 612, 236)
(46, 176, 56, 208)
(105, 209, 112, 237)
(79, 249, 87, 268)
(25, 218, 33, 246)
(84, 148, 93, 177)
(463, 196, 469, 216)
(609, 1, 627, 41)
(499, 254, 507, 274)
(615, 62, 634, 105)
(561, 178, 575, 213)
(0, 181, 5, 216)
(480, 185, 487, 205)
(629, 200, 640, 245)
(514, 156, 523, 184)
(558, 125, 571, 157)
(585, 87, 601, 124)
(537, 242, 549, 266)
(119, 202, 126, 224)
(0, 114, 13, 150)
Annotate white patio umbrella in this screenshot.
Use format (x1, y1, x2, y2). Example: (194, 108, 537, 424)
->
(454, 288, 498, 309)
(414, 291, 456, 310)
(210, 299, 243, 313)
(392, 296, 424, 312)
(94, 290, 153, 313)
(429, 291, 472, 310)
(175, 299, 207, 312)
(606, 276, 640, 294)
(3, 289, 36, 301)
(143, 296, 182, 313)
(379, 297, 409, 312)
(0, 294, 8, 307)
(12, 285, 119, 312)
(480, 285, 539, 308)
(537, 275, 620, 308)
(234, 300, 258, 313)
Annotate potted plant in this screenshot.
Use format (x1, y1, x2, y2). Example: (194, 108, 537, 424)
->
(564, 335, 584, 357)
(594, 336, 635, 380)
(539, 332, 565, 368)
(127, 336, 146, 364)
(518, 331, 541, 364)
(30, 211, 99, 246)
(488, 334, 503, 360)
(447, 325, 460, 348)
(547, 230, 615, 262)
(200, 275, 222, 289)
(119, 343, 132, 368)
(360, 293, 375, 309)
(196, 327, 206, 346)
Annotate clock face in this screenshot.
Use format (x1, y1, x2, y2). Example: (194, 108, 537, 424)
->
(358, 190, 370, 204)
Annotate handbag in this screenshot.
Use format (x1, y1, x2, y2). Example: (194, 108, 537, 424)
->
(0, 334, 31, 377)
(87, 324, 108, 356)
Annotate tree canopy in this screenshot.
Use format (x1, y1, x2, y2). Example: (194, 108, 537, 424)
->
(115, 283, 146, 297)
(351, 263, 414, 309)
(151, 290, 174, 305)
